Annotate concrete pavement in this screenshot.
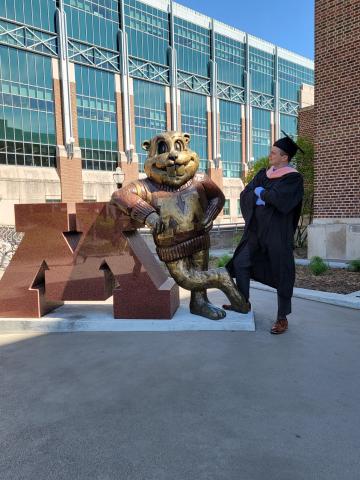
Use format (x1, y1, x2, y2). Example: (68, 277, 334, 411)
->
(0, 288, 360, 480)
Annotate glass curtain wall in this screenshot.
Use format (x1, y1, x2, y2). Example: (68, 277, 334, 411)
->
(250, 47, 274, 95)
(280, 114, 297, 140)
(252, 107, 271, 162)
(174, 18, 210, 77)
(64, 0, 119, 50)
(0, 46, 56, 167)
(133, 79, 166, 171)
(279, 58, 314, 102)
(0, 0, 57, 31)
(219, 100, 242, 178)
(215, 34, 245, 88)
(76, 64, 118, 171)
(180, 91, 207, 172)
(124, 0, 169, 65)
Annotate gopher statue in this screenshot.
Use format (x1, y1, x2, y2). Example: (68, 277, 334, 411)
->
(111, 131, 249, 320)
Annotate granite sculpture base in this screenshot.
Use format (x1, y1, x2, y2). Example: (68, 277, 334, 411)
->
(0, 203, 179, 319)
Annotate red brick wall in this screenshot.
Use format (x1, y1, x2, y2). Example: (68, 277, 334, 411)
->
(165, 101, 172, 131)
(314, 0, 360, 218)
(298, 106, 314, 142)
(57, 155, 83, 202)
(53, 78, 64, 146)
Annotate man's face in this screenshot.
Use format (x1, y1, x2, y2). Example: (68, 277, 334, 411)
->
(268, 146, 288, 168)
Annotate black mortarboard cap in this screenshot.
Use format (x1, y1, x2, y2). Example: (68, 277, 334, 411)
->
(273, 130, 304, 158)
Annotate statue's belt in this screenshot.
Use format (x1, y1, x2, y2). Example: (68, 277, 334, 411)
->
(156, 234, 210, 262)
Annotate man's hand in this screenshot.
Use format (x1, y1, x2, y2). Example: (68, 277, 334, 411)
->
(254, 186, 265, 198)
(254, 186, 265, 206)
(145, 212, 165, 235)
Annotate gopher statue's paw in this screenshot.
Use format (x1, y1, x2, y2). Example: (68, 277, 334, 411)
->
(190, 301, 226, 321)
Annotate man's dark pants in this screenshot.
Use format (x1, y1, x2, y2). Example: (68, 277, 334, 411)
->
(232, 241, 291, 318)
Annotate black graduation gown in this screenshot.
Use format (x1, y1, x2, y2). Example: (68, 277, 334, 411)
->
(227, 168, 304, 299)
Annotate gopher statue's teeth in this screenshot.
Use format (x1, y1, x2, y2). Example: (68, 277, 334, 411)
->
(176, 165, 185, 175)
(166, 165, 176, 177)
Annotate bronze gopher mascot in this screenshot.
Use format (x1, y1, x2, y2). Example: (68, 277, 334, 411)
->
(111, 131, 249, 320)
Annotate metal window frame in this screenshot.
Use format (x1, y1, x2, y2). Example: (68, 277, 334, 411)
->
(0, 17, 58, 57)
(128, 56, 170, 85)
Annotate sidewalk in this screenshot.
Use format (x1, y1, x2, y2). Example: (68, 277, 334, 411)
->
(209, 248, 360, 310)
(0, 289, 359, 480)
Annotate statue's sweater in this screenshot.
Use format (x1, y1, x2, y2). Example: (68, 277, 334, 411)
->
(111, 174, 225, 262)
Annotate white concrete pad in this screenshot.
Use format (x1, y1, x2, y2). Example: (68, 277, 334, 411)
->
(0, 303, 255, 333)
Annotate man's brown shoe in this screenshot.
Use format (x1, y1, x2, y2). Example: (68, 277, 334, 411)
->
(270, 317, 288, 335)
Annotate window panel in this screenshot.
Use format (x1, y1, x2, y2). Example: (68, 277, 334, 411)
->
(180, 91, 208, 172)
(223, 199, 230, 216)
(133, 79, 166, 171)
(124, 0, 169, 65)
(174, 18, 210, 77)
(1, 0, 57, 32)
(279, 58, 314, 102)
(0, 46, 56, 167)
(64, 0, 119, 50)
(215, 34, 245, 87)
(252, 107, 271, 162)
(220, 100, 242, 178)
(250, 47, 274, 96)
(75, 64, 118, 171)
(280, 113, 297, 139)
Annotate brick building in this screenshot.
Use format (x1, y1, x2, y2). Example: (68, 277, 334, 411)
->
(298, 106, 314, 142)
(307, 0, 360, 260)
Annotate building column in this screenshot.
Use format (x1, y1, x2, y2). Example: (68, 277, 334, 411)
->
(270, 111, 275, 146)
(245, 34, 251, 166)
(177, 89, 181, 132)
(128, 77, 139, 168)
(248, 106, 253, 166)
(274, 46, 280, 141)
(115, 74, 138, 183)
(207, 97, 223, 190)
(241, 104, 248, 179)
(52, 58, 83, 203)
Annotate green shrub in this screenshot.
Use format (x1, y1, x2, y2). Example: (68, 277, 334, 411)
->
(348, 258, 360, 272)
(245, 157, 270, 185)
(217, 254, 232, 268)
(309, 256, 328, 276)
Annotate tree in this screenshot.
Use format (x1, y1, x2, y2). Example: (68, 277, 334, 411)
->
(244, 157, 269, 185)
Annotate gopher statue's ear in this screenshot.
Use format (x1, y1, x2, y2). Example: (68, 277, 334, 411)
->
(183, 133, 190, 145)
(142, 140, 151, 151)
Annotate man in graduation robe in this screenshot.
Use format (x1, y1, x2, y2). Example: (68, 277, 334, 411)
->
(225, 134, 304, 334)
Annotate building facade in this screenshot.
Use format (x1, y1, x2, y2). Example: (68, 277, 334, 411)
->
(0, 0, 314, 226)
(307, 0, 360, 261)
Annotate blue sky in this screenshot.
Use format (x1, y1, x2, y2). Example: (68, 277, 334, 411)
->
(178, 0, 314, 60)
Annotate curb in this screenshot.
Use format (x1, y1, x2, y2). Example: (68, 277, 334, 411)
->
(251, 281, 360, 310)
(0, 304, 255, 334)
(295, 258, 349, 269)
